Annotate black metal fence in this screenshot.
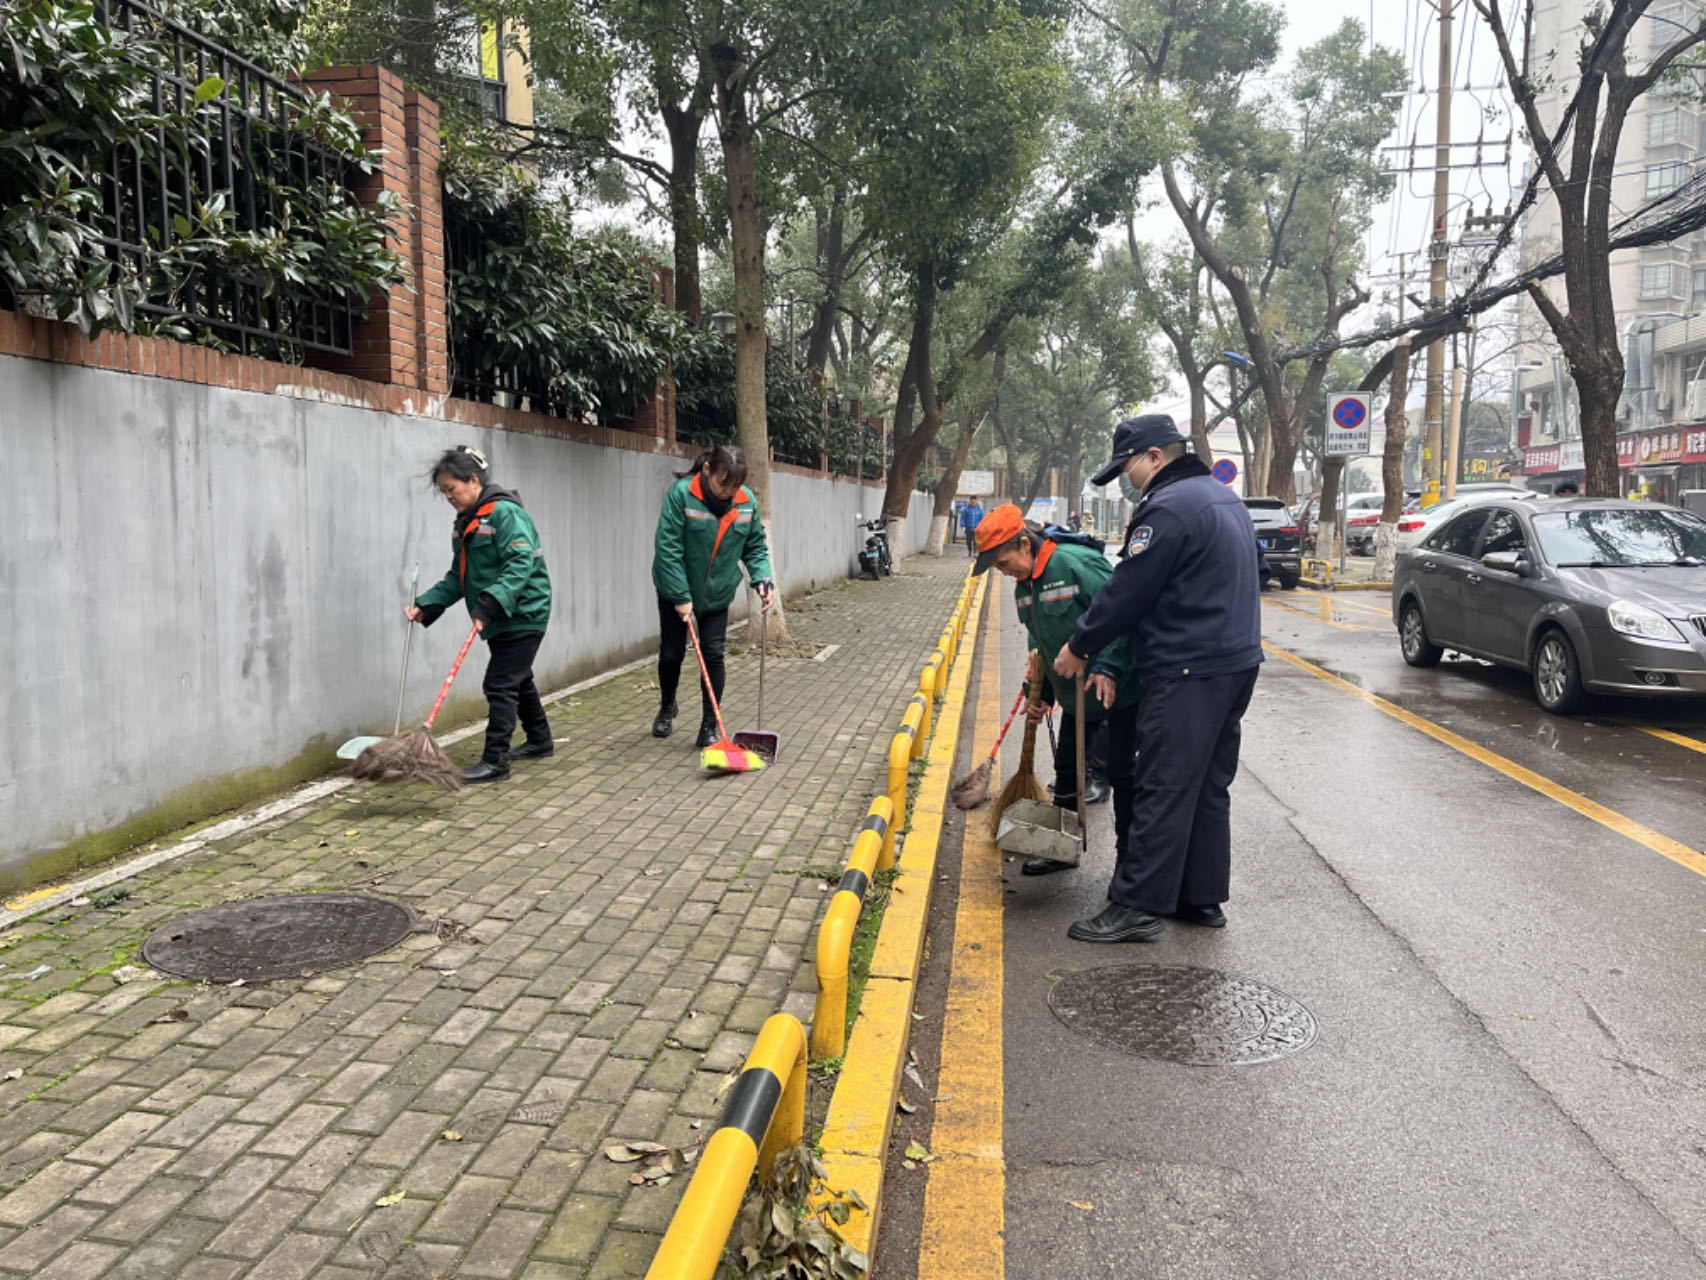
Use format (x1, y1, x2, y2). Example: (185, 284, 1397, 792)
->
(92, 0, 359, 355)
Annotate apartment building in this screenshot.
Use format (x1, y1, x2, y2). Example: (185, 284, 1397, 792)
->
(1514, 0, 1706, 502)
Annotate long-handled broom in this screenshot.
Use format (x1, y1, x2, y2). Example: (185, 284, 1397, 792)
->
(992, 653, 1051, 823)
(350, 622, 480, 790)
(950, 684, 1028, 810)
(687, 614, 766, 774)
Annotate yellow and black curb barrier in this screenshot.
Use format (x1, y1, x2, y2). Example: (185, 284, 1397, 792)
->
(645, 1012, 808, 1280)
(645, 571, 986, 1278)
(810, 796, 895, 1061)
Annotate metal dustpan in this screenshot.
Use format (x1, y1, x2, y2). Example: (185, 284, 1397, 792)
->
(730, 605, 781, 764)
(995, 800, 1083, 867)
(338, 563, 421, 762)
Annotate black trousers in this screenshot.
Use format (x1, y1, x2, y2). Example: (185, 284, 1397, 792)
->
(1109, 667, 1259, 913)
(482, 631, 550, 764)
(965, 529, 979, 557)
(1054, 702, 1139, 859)
(657, 596, 728, 723)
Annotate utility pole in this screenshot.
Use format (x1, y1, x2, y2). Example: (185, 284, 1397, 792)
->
(1421, 0, 1453, 508)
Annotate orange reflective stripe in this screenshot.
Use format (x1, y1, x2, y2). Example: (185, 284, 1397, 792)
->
(457, 501, 501, 587)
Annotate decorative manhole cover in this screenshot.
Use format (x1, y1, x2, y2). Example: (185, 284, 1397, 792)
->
(1048, 964, 1317, 1066)
(141, 894, 417, 982)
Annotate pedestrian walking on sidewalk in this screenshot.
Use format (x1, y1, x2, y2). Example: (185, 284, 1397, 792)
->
(960, 498, 985, 558)
(973, 504, 1140, 876)
(651, 444, 775, 748)
(1053, 415, 1262, 943)
(409, 445, 555, 784)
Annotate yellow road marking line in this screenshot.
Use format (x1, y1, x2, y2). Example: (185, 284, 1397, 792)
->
(1635, 725, 1706, 758)
(1265, 641, 1706, 879)
(817, 573, 987, 1259)
(1262, 595, 1383, 634)
(918, 582, 1005, 1280)
(1301, 589, 1390, 619)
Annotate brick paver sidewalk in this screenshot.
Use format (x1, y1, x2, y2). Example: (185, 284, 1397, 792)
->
(0, 557, 969, 1280)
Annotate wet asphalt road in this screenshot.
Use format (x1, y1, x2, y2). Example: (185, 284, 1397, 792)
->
(882, 581, 1706, 1280)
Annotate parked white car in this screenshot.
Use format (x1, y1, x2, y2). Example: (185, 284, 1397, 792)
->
(1395, 487, 1540, 552)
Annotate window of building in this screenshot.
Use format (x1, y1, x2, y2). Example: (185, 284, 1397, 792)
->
(1693, 267, 1706, 305)
(1642, 264, 1676, 297)
(1647, 161, 1691, 198)
(1649, 107, 1683, 145)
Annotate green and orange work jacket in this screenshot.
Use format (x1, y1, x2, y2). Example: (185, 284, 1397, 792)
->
(652, 471, 774, 614)
(417, 490, 552, 639)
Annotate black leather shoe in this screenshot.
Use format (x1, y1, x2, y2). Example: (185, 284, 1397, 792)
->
(1172, 903, 1226, 928)
(652, 702, 677, 739)
(1084, 775, 1110, 805)
(1067, 902, 1164, 943)
(694, 719, 719, 749)
(1051, 791, 1077, 811)
(461, 760, 510, 784)
(511, 740, 554, 760)
(1021, 857, 1075, 876)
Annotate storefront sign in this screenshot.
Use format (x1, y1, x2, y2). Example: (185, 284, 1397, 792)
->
(1460, 454, 1513, 483)
(1526, 430, 1706, 473)
(1523, 439, 1583, 473)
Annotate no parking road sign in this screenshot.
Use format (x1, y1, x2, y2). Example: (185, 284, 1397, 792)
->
(1211, 458, 1238, 485)
(1325, 392, 1371, 457)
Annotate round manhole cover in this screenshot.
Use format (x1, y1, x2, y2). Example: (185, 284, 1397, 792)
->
(141, 894, 417, 982)
(1048, 963, 1317, 1066)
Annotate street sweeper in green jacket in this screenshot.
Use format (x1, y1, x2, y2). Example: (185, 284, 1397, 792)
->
(650, 443, 774, 748)
(409, 445, 553, 784)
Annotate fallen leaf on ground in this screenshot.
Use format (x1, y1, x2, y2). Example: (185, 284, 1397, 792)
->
(70, 897, 90, 907)
(151, 1009, 190, 1024)
(442, 1130, 462, 1142)
(902, 1159, 917, 1171)
(604, 1145, 644, 1163)
(374, 1191, 405, 1207)
(904, 1064, 926, 1092)
(111, 966, 148, 985)
(896, 1098, 917, 1114)
(629, 1172, 647, 1185)
(904, 1141, 932, 1161)
(1068, 1200, 1094, 1211)
(934, 1094, 954, 1102)
(3, 1069, 21, 1081)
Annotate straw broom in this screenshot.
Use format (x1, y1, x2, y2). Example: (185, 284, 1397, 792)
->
(350, 622, 479, 790)
(950, 684, 1028, 810)
(992, 652, 1050, 823)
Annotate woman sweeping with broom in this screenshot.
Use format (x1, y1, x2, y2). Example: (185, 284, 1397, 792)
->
(651, 443, 774, 748)
(404, 446, 554, 784)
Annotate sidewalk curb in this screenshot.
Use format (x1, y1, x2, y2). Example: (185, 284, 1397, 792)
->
(815, 571, 988, 1262)
(0, 654, 653, 931)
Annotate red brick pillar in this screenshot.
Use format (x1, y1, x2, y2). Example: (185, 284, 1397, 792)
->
(404, 90, 448, 395)
(299, 66, 447, 394)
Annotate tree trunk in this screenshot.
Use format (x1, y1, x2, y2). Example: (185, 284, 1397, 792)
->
(927, 354, 1001, 555)
(1317, 456, 1343, 564)
(661, 103, 704, 323)
(1374, 340, 1411, 581)
(711, 40, 790, 641)
(881, 262, 944, 552)
(804, 193, 845, 378)
(1188, 377, 1213, 466)
(1266, 402, 1301, 503)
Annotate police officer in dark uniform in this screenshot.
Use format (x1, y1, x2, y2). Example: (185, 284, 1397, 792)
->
(1052, 414, 1262, 943)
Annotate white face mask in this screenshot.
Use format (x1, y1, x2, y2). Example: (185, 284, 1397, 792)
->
(1119, 472, 1140, 503)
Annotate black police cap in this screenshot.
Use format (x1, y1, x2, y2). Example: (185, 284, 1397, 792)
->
(1090, 414, 1187, 487)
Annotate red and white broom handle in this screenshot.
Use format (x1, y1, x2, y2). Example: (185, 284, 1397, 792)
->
(684, 613, 731, 741)
(424, 623, 481, 731)
(981, 685, 1030, 765)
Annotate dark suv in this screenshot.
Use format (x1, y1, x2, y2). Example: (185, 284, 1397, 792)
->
(1244, 497, 1301, 589)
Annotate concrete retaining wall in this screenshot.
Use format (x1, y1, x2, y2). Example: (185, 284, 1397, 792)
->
(0, 355, 933, 882)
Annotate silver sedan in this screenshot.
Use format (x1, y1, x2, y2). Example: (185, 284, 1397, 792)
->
(1391, 499, 1706, 714)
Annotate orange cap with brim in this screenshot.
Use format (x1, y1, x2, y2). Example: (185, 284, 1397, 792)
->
(972, 504, 1027, 574)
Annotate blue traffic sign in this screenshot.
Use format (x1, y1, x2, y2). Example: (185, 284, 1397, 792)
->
(1211, 458, 1238, 485)
(1332, 398, 1367, 429)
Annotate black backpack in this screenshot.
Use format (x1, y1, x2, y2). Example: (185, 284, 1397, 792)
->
(1041, 524, 1107, 554)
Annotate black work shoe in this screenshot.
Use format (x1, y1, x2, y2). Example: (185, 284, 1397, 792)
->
(694, 719, 719, 749)
(1172, 903, 1227, 928)
(462, 760, 510, 784)
(1085, 775, 1111, 805)
(1051, 791, 1078, 811)
(652, 702, 678, 739)
(1021, 857, 1075, 876)
(511, 740, 554, 760)
(1067, 902, 1164, 943)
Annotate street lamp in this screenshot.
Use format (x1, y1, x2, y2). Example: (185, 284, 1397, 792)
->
(710, 310, 735, 337)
